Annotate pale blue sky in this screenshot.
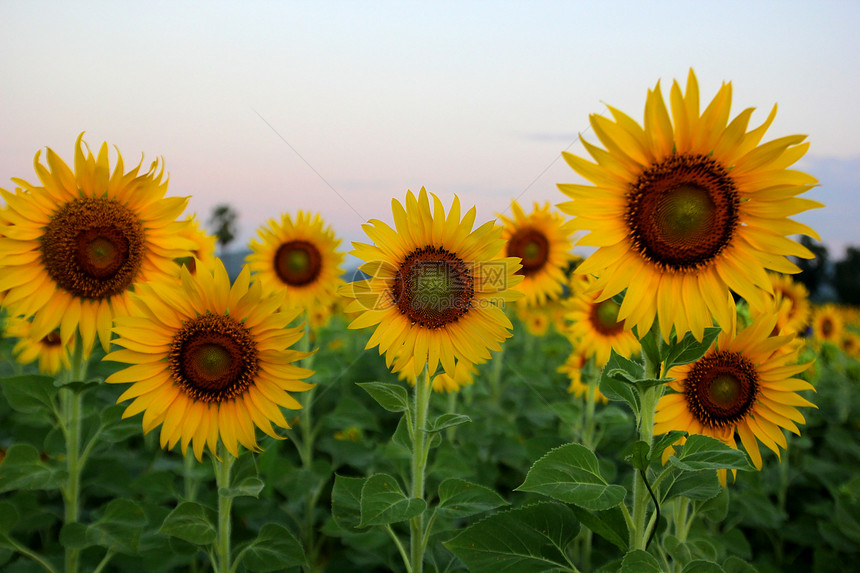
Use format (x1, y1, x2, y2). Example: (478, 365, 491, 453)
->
(2, 1, 858, 260)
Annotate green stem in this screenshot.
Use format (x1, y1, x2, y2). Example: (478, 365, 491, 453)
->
(445, 391, 458, 443)
(183, 454, 202, 573)
(3, 534, 60, 573)
(385, 525, 412, 573)
(297, 316, 322, 572)
(212, 445, 235, 573)
(92, 550, 115, 573)
(489, 346, 505, 405)
(630, 350, 662, 551)
(62, 333, 87, 573)
(409, 366, 432, 573)
(582, 372, 598, 450)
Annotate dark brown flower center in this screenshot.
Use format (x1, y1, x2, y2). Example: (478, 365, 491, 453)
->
(42, 332, 63, 347)
(684, 350, 759, 428)
(169, 313, 259, 403)
(821, 317, 834, 338)
(507, 228, 549, 276)
(274, 240, 322, 286)
(41, 198, 146, 299)
(590, 299, 624, 336)
(626, 153, 739, 272)
(391, 246, 474, 329)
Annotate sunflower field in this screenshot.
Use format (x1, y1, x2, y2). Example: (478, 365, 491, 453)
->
(1, 70, 858, 573)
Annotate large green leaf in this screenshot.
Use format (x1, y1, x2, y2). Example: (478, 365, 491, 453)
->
(436, 478, 509, 519)
(682, 560, 726, 573)
(331, 474, 366, 531)
(426, 413, 471, 434)
(236, 523, 306, 572)
(598, 351, 642, 416)
(158, 501, 216, 546)
(359, 473, 426, 527)
(664, 327, 721, 371)
(0, 443, 66, 493)
(357, 381, 410, 413)
(661, 470, 721, 503)
(668, 435, 754, 472)
(517, 443, 626, 510)
(619, 549, 663, 573)
(87, 498, 148, 555)
(570, 505, 629, 552)
(443, 502, 579, 573)
(0, 374, 57, 414)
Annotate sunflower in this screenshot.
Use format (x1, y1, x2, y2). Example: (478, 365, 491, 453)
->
(558, 70, 822, 342)
(3, 317, 75, 375)
(516, 304, 552, 337)
(654, 312, 815, 483)
(498, 201, 575, 306)
(842, 331, 860, 360)
(751, 272, 811, 335)
(340, 188, 523, 378)
(558, 350, 608, 404)
(176, 214, 217, 274)
(247, 211, 344, 312)
(104, 259, 313, 460)
(811, 304, 844, 345)
(0, 134, 195, 357)
(564, 275, 640, 367)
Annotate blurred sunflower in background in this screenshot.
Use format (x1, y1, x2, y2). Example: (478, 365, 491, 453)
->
(340, 188, 523, 378)
(564, 275, 641, 367)
(751, 272, 811, 335)
(247, 211, 344, 313)
(558, 69, 822, 342)
(558, 350, 608, 403)
(498, 201, 575, 306)
(0, 134, 195, 357)
(105, 259, 313, 460)
(654, 312, 815, 484)
(399, 358, 477, 393)
(811, 303, 844, 345)
(515, 304, 552, 337)
(176, 214, 217, 274)
(3, 317, 75, 375)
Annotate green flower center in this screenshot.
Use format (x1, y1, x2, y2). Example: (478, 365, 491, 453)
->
(685, 350, 759, 428)
(627, 153, 739, 272)
(590, 299, 624, 336)
(274, 240, 322, 286)
(392, 246, 474, 329)
(507, 228, 550, 276)
(170, 313, 259, 403)
(41, 197, 146, 299)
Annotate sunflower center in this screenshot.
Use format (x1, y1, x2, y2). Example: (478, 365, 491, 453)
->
(507, 228, 549, 276)
(274, 240, 322, 286)
(684, 350, 758, 428)
(169, 313, 259, 403)
(626, 153, 739, 272)
(392, 246, 474, 329)
(821, 318, 833, 337)
(590, 299, 624, 336)
(42, 332, 62, 347)
(41, 198, 146, 299)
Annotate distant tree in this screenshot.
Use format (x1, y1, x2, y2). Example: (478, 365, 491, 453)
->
(793, 236, 829, 298)
(207, 204, 238, 255)
(833, 246, 860, 305)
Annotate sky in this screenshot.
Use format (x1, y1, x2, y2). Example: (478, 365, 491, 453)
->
(2, 1, 859, 266)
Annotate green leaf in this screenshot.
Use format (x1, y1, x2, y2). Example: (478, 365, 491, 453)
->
(426, 413, 471, 433)
(237, 523, 306, 572)
(664, 327, 721, 370)
(651, 431, 688, 464)
(359, 473, 426, 527)
(331, 474, 366, 531)
(0, 443, 67, 493)
(53, 376, 101, 393)
(59, 522, 91, 550)
(619, 549, 663, 573)
(624, 441, 651, 472)
(661, 470, 721, 503)
(158, 501, 216, 546)
(218, 477, 264, 499)
(638, 323, 664, 366)
(697, 488, 729, 522)
(0, 503, 18, 535)
(636, 377, 675, 391)
(357, 381, 410, 413)
(668, 435, 754, 472)
(599, 352, 642, 416)
(436, 478, 509, 519)
(570, 505, 629, 552)
(98, 404, 142, 443)
(87, 498, 147, 555)
(722, 556, 758, 573)
(443, 502, 580, 573)
(0, 374, 58, 414)
(682, 560, 725, 573)
(517, 443, 627, 511)
(664, 534, 693, 566)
